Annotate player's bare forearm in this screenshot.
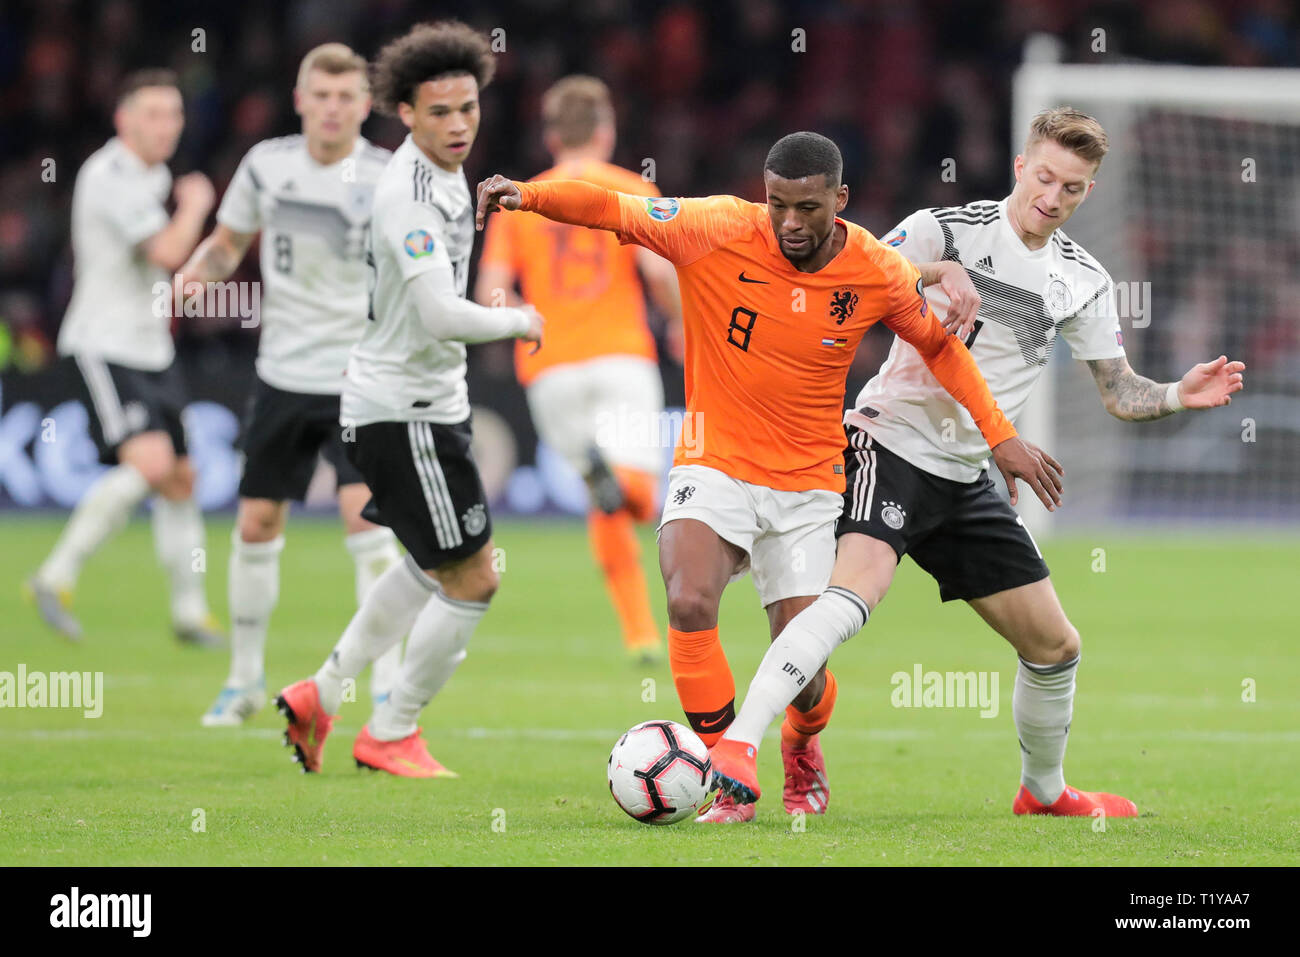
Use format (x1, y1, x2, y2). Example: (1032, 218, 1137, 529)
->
(145, 206, 211, 273)
(1087, 357, 1175, 421)
(181, 227, 251, 284)
(1089, 354, 1246, 419)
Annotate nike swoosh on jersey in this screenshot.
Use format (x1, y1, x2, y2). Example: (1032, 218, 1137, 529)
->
(737, 271, 769, 284)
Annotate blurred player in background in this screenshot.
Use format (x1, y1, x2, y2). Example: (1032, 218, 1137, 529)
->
(178, 44, 403, 727)
(711, 108, 1245, 819)
(476, 131, 1056, 821)
(276, 21, 543, 776)
(26, 70, 222, 647)
(474, 75, 682, 663)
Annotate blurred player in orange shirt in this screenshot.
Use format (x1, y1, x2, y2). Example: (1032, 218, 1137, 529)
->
(474, 76, 682, 662)
(477, 133, 1058, 822)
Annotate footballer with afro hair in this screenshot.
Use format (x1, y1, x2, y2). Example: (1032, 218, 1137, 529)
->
(371, 20, 496, 171)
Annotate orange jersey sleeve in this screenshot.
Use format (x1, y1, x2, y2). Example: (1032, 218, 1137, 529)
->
(872, 244, 1017, 449)
(514, 180, 755, 266)
(490, 164, 659, 385)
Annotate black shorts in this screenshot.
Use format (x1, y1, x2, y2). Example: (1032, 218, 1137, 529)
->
(237, 378, 364, 501)
(70, 355, 188, 465)
(837, 426, 1050, 602)
(346, 419, 492, 569)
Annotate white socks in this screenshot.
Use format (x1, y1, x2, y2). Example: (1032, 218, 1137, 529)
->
(369, 589, 488, 741)
(346, 528, 404, 700)
(37, 464, 150, 590)
(1013, 654, 1079, 806)
(152, 496, 211, 628)
(315, 555, 436, 714)
(726, 586, 870, 748)
(226, 532, 284, 687)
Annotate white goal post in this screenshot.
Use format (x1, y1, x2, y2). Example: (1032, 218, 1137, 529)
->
(1011, 40, 1300, 538)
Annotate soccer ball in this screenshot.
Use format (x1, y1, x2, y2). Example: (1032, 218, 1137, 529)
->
(607, 720, 712, 825)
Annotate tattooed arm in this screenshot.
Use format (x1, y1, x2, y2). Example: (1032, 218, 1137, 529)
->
(180, 225, 255, 285)
(1087, 355, 1246, 421)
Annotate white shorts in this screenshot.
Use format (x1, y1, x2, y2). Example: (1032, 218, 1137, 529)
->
(526, 355, 665, 476)
(657, 464, 842, 607)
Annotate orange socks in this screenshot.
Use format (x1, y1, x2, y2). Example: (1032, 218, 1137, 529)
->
(587, 509, 659, 653)
(782, 669, 838, 748)
(668, 625, 735, 746)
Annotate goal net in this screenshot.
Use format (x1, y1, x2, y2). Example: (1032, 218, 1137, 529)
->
(1012, 48, 1300, 537)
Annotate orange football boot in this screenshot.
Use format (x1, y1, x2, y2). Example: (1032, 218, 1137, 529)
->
(709, 738, 760, 804)
(1013, 783, 1138, 817)
(275, 678, 334, 773)
(782, 733, 830, 814)
(353, 726, 458, 778)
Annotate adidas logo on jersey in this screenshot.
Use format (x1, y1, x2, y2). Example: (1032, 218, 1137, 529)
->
(973, 255, 995, 274)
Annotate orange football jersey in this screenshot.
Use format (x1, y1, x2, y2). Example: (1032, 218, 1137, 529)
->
(479, 160, 658, 386)
(512, 181, 1016, 492)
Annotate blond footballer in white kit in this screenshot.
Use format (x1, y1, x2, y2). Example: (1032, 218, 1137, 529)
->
(28, 69, 222, 647)
(711, 108, 1246, 821)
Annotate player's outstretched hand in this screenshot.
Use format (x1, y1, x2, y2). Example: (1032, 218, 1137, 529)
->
(519, 303, 545, 355)
(475, 174, 522, 230)
(934, 261, 980, 341)
(992, 436, 1063, 511)
(1178, 355, 1245, 409)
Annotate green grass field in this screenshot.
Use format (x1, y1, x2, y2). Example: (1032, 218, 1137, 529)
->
(0, 514, 1296, 866)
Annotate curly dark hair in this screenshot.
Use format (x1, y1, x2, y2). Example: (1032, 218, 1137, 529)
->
(371, 20, 496, 116)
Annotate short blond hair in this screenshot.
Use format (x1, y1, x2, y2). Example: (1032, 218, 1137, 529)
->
(1025, 107, 1109, 168)
(296, 42, 368, 91)
(542, 75, 614, 148)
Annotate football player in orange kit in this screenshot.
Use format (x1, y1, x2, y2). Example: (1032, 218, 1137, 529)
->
(476, 132, 1061, 822)
(474, 76, 682, 662)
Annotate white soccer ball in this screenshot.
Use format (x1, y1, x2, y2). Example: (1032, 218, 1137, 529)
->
(607, 720, 712, 825)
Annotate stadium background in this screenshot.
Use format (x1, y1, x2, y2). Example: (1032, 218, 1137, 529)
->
(1, 0, 1297, 526)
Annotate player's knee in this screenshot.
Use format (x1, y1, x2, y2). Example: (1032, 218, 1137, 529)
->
(160, 460, 195, 500)
(1025, 620, 1080, 665)
(439, 548, 499, 603)
(1058, 621, 1081, 662)
(664, 581, 719, 631)
(238, 502, 283, 543)
(122, 442, 174, 489)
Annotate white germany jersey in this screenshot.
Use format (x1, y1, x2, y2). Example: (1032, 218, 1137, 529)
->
(216, 134, 391, 394)
(847, 198, 1126, 482)
(341, 134, 476, 427)
(57, 138, 173, 371)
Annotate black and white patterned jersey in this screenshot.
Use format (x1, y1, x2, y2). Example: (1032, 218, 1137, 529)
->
(217, 134, 391, 394)
(848, 198, 1126, 481)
